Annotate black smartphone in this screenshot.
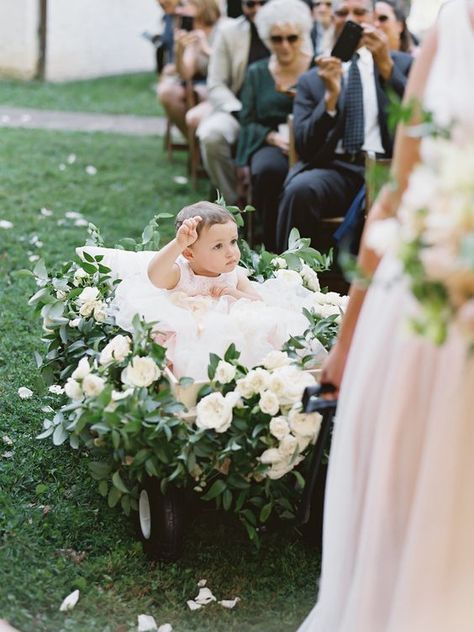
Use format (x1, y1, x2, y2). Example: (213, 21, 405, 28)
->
(180, 15, 195, 32)
(331, 20, 363, 62)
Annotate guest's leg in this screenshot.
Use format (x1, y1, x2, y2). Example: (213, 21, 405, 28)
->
(185, 101, 212, 133)
(157, 79, 188, 138)
(250, 146, 288, 253)
(197, 112, 240, 204)
(276, 167, 363, 251)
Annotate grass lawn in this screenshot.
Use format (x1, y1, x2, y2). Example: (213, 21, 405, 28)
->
(0, 127, 320, 632)
(0, 73, 164, 117)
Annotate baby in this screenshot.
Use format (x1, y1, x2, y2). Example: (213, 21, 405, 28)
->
(147, 201, 260, 301)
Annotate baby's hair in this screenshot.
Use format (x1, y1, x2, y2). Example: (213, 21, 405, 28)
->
(175, 201, 236, 237)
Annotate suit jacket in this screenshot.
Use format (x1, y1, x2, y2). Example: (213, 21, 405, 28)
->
(291, 51, 413, 179)
(206, 16, 252, 114)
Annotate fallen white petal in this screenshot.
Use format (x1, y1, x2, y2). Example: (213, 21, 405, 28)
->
(65, 211, 82, 219)
(194, 587, 216, 605)
(0, 220, 13, 229)
(18, 387, 33, 399)
(85, 165, 97, 175)
(74, 219, 89, 227)
(173, 176, 188, 185)
(67, 154, 77, 164)
(59, 589, 79, 612)
(218, 598, 240, 609)
(40, 207, 53, 216)
(29, 255, 40, 262)
(157, 625, 173, 632)
(48, 385, 64, 395)
(2, 452, 13, 459)
(2, 436, 13, 446)
(186, 600, 202, 611)
(34, 241, 43, 248)
(197, 579, 207, 587)
(59, 164, 66, 171)
(137, 614, 158, 631)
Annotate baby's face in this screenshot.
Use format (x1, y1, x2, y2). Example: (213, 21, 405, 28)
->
(189, 221, 240, 276)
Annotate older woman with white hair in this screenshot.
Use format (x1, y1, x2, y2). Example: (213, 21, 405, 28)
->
(235, 0, 313, 252)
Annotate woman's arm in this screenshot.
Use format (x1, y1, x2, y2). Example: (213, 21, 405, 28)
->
(320, 27, 438, 393)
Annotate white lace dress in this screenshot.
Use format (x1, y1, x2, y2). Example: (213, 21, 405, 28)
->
(297, 2, 474, 631)
(113, 255, 325, 380)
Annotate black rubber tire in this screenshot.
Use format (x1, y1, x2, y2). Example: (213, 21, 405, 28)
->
(137, 477, 186, 562)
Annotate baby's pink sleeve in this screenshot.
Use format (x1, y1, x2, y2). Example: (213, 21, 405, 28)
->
(236, 266, 250, 280)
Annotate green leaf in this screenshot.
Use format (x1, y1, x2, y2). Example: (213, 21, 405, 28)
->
(89, 461, 112, 480)
(107, 485, 121, 508)
(98, 480, 108, 497)
(222, 489, 232, 511)
(201, 478, 227, 501)
(259, 502, 272, 523)
(207, 353, 220, 380)
(112, 471, 129, 494)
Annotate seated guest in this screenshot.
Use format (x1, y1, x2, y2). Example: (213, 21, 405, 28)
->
(374, 0, 418, 54)
(235, 0, 313, 252)
(197, 0, 269, 206)
(154, 0, 180, 76)
(157, 0, 223, 138)
(311, 0, 336, 56)
(276, 0, 413, 253)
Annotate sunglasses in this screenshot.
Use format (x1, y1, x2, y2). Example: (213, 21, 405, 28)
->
(375, 14, 390, 22)
(334, 7, 368, 17)
(243, 0, 267, 7)
(270, 34, 300, 44)
(314, 1, 333, 6)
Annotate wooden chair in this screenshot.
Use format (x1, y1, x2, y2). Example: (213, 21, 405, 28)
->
(183, 79, 208, 190)
(163, 118, 188, 162)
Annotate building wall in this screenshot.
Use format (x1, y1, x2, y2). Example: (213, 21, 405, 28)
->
(0, 0, 39, 79)
(0, 0, 161, 82)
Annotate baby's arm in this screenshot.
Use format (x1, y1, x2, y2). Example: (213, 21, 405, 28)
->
(147, 216, 201, 289)
(209, 275, 261, 301)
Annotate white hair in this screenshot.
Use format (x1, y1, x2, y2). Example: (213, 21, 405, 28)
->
(254, 0, 313, 47)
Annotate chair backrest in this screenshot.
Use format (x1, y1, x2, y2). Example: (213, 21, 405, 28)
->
(288, 114, 299, 168)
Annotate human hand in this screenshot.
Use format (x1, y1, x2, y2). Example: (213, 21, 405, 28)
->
(176, 215, 202, 249)
(360, 25, 393, 80)
(316, 55, 343, 111)
(266, 132, 289, 155)
(318, 341, 349, 399)
(209, 285, 237, 299)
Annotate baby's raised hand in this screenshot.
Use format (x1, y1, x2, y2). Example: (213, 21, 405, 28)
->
(176, 215, 202, 249)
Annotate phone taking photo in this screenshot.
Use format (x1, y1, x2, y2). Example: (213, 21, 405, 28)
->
(180, 15, 195, 32)
(331, 20, 363, 62)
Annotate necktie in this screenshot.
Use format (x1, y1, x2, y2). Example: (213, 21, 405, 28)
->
(342, 54, 365, 153)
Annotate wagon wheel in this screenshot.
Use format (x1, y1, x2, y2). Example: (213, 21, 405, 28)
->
(137, 477, 186, 561)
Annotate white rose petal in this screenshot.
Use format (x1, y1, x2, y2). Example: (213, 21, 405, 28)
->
(121, 356, 161, 388)
(85, 165, 97, 175)
(278, 434, 298, 459)
(67, 154, 77, 164)
(93, 301, 107, 322)
(259, 390, 280, 416)
(64, 378, 83, 400)
(268, 365, 315, 407)
(271, 257, 287, 269)
(65, 211, 82, 220)
(218, 598, 240, 609)
(77, 286, 100, 305)
(18, 387, 33, 399)
(100, 335, 132, 365)
(158, 625, 173, 632)
(215, 360, 236, 384)
(262, 350, 291, 370)
(197, 579, 207, 587)
(69, 318, 81, 328)
(56, 290, 67, 300)
(289, 405, 322, 439)
(194, 587, 216, 605)
(137, 614, 158, 632)
(173, 175, 188, 185)
(59, 589, 79, 612)
(40, 207, 53, 216)
(269, 416, 290, 440)
(274, 268, 303, 286)
(79, 300, 98, 317)
(2, 435, 13, 446)
(300, 263, 321, 292)
(195, 392, 234, 433)
(260, 448, 282, 465)
(82, 374, 105, 398)
(72, 357, 91, 380)
(73, 268, 89, 286)
(48, 384, 64, 395)
(29, 254, 40, 262)
(236, 368, 270, 399)
(59, 163, 66, 171)
(74, 219, 89, 227)
(0, 220, 13, 229)
(187, 600, 202, 611)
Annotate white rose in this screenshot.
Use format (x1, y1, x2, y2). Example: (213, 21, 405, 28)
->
(267, 454, 304, 480)
(56, 290, 67, 301)
(79, 300, 98, 318)
(260, 448, 282, 465)
(366, 218, 401, 256)
(300, 264, 321, 292)
(215, 360, 236, 384)
(268, 365, 315, 407)
(288, 405, 322, 439)
(269, 416, 290, 440)
(259, 390, 280, 416)
(64, 378, 83, 400)
(18, 386, 33, 399)
(111, 388, 134, 401)
(121, 356, 161, 388)
(278, 434, 298, 458)
(73, 267, 89, 286)
(69, 318, 81, 328)
(93, 301, 107, 322)
(77, 286, 100, 305)
(72, 357, 91, 380)
(262, 350, 291, 370)
(195, 391, 236, 433)
(99, 335, 132, 365)
(82, 374, 105, 398)
(271, 257, 287, 269)
(313, 303, 341, 319)
(274, 269, 303, 286)
(236, 368, 270, 399)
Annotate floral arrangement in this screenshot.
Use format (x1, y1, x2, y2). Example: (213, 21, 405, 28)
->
(368, 127, 474, 347)
(28, 212, 346, 544)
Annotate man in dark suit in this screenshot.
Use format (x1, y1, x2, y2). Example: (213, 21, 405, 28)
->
(276, 0, 412, 252)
